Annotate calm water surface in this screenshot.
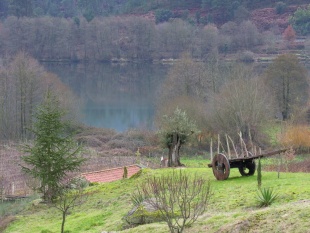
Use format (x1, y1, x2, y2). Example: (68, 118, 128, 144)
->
(44, 62, 168, 131)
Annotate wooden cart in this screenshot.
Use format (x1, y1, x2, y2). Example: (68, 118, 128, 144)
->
(208, 149, 287, 180)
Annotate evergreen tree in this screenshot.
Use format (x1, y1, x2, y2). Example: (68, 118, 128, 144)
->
(257, 158, 262, 189)
(21, 91, 85, 202)
(8, 0, 33, 17)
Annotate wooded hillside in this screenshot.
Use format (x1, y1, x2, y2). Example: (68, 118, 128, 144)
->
(1, 0, 309, 25)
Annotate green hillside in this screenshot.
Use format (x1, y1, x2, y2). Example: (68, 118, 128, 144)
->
(3, 159, 310, 233)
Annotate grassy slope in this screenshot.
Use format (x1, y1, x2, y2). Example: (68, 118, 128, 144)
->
(4, 158, 310, 233)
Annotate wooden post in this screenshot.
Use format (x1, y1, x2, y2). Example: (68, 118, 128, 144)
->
(248, 126, 253, 154)
(12, 182, 15, 195)
(227, 135, 238, 158)
(239, 132, 249, 157)
(217, 134, 220, 154)
(225, 134, 231, 159)
(210, 137, 213, 161)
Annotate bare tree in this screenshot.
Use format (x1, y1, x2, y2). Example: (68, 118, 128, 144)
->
(52, 179, 88, 233)
(137, 170, 212, 233)
(0, 53, 79, 141)
(264, 54, 308, 120)
(158, 52, 208, 103)
(0, 52, 44, 140)
(207, 67, 275, 144)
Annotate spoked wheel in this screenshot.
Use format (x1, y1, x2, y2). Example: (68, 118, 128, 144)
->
(239, 160, 256, 176)
(212, 153, 230, 180)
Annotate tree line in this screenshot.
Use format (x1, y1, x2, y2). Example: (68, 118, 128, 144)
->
(0, 52, 77, 141)
(0, 16, 267, 62)
(1, 0, 308, 25)
(156, 53, 309, 148)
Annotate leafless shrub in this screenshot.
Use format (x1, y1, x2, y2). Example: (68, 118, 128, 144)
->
(237, 50, 255, 63)
(137, 170, 212, 233)
(206, 69, 275, 145)
(105, 148, 133, 157)
(52, 180, 88, 233)
(76, 127, 116, 138)
(107, 139, 133, 149)
(76, 136, 103, 147)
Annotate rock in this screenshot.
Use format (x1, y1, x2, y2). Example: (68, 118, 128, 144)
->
(31, 199, 43, 206)
(123, 198, 164, 226)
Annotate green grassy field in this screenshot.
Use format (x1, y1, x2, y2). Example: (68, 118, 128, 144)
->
(3, 157, 310, 233)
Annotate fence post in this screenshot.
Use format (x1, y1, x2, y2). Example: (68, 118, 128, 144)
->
(12, 182, 15, 195)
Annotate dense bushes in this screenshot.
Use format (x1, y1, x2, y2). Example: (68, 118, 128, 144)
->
(155, 9, 173, 23)
(289, 4, 310, 35)
(275, 2, 287, 14)
(279, 125, 310, 153)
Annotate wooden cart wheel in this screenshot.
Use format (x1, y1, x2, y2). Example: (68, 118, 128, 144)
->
(238, 160, 256, 176)
(212, 153, 230, 180)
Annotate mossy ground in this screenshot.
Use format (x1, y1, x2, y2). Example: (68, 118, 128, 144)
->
(3, 157, 310, 233)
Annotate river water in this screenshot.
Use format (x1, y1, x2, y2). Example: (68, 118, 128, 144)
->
(44, 62, 169, 131)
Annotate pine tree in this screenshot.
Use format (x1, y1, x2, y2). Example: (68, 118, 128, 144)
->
(21, 91, 85, 202)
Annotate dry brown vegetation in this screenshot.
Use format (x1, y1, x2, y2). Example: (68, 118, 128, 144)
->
(264, 157, 310, 173)
(279, 125, 310, 152)
(0, 127, 164, 196)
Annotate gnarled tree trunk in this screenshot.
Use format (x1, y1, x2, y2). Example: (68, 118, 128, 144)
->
(168, 133, 183, 167)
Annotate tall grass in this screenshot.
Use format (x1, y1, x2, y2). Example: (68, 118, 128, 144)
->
(0, 195, 38, 217)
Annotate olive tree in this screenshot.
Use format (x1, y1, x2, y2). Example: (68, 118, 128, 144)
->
(158, 108, 198, 167)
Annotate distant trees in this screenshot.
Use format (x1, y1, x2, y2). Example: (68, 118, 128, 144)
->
(0, 52, 78, 141)
(206, 64, 275, 143)
(192, 24, 219, 59)
(0, 15, 268, 61)
(10, 52, 44, 139)
(156, 53, 211, 133)
(264, 54, 308, 121)
(283, 25, 296, 45)
(275, 2, 287, 14)
(155, 9, 172, 24)
(8, 0, 33, 17)
(0, 52, 43, 140)
(289, 4, 310, 36)
(219, 20, 263, 52)
(201, 0, 239, 23)
(159, 53, 208, 102)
